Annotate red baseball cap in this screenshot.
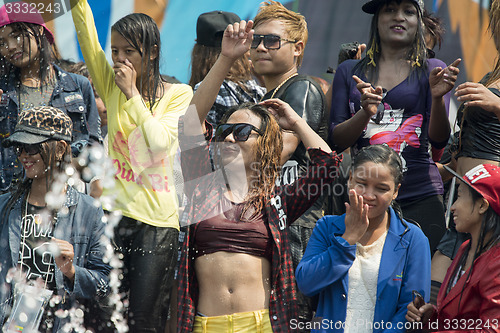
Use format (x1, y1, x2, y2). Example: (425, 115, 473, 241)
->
(0, 1, 54, 44)
(445, 164, 500, 215)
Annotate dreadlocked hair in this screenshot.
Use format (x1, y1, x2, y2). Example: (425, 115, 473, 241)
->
(189, 44, 253, 89)
(112, 13, 165, 112)
(0, 22, 56, 89)
(354, 0, 428, 83)
(218, 102, 283, 220)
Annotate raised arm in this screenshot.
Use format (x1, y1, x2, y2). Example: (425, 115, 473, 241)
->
(261, 98, 331, 153)
(185, 20, 254, 136)
(330, 71, 384, 151)
(455, 81, 500, 122)
(295, 215, 356, 296)
(70, 0, 115, 102)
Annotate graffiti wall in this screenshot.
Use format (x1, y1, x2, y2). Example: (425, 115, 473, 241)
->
(5, 0, 496, 86)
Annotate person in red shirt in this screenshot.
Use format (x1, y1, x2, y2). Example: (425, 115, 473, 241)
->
(406, 164, 500, 332)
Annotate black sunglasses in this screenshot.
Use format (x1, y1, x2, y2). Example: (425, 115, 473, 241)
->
(215, 123, 263, 142)
(251, 34, 297, 50)
(13, 143, 43, 156)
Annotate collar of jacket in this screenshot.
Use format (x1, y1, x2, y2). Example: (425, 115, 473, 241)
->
(52, 64, 78, 93)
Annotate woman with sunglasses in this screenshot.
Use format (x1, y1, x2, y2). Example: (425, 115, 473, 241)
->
(177, 20, 340, 333)
(329, 0, 460, 255)
(0, 106, 110, 331)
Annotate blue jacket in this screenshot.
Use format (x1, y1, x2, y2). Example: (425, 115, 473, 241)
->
(0, 186, 110, 331)
(0, 64, 101, 192)
(295, 207, 431, 332)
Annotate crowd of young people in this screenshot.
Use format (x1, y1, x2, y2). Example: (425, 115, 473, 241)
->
(0, 0, 499, 332)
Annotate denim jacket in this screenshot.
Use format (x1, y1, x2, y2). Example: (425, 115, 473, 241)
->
(0, 64, 101, 192)
(0, 186, 110, 331)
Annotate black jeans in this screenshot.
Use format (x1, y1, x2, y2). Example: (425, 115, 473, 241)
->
(114, 216, 179, 333)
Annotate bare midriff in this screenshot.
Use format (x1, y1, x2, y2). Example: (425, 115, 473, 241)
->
(457, 157, 500, 176)
(195, 251, 272, 317)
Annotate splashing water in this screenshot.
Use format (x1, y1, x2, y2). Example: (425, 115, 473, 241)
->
(2, 144, 129, 332)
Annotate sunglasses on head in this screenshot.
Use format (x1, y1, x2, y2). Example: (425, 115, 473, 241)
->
(13, 142, 44, 156)
(251, 34, 297, 50)
(215, 123, 263, 142)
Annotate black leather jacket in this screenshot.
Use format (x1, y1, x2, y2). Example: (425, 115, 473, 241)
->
(263, 75, 329, 228)
(263, 75, 329, 168)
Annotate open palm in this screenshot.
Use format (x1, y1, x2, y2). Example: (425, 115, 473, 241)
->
(429, 58, 461, 98)
(221, 20, 254, 60)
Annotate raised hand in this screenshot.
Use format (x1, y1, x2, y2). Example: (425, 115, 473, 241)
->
(221, 20, 254, 61)
(429, 58, 461, 98)
(342, 189, 369, 245)
(261, 98, 302, 131)
(352, 75, 384, 118)
(113, 59, 140, 100)
(455, 81, 500, 116)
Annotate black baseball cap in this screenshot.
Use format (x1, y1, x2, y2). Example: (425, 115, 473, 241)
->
(196, 10, 240, 47)
(362, 0, 424, 14)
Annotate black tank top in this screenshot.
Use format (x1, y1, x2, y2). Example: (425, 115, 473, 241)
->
(456, 79, 500, 161)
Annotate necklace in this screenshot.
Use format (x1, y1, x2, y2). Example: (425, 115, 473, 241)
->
(20, 190, 55, 289)
(268, 73, 298, 99)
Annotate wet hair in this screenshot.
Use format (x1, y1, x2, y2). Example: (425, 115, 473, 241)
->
(485, 0, 500, 87)
(218, 102, 283, 218)
(1, 139, 72, 223)
(354, 0, 428, 83)
(0, 22, 56, 87)
(351, 144, 403, 187)
(188, 44, 253, 89)
(111, 13, 164, 111)
(253, 0, 308, 67)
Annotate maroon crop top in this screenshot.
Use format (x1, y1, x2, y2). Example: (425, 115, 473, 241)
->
(194, 196, 273, 261)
